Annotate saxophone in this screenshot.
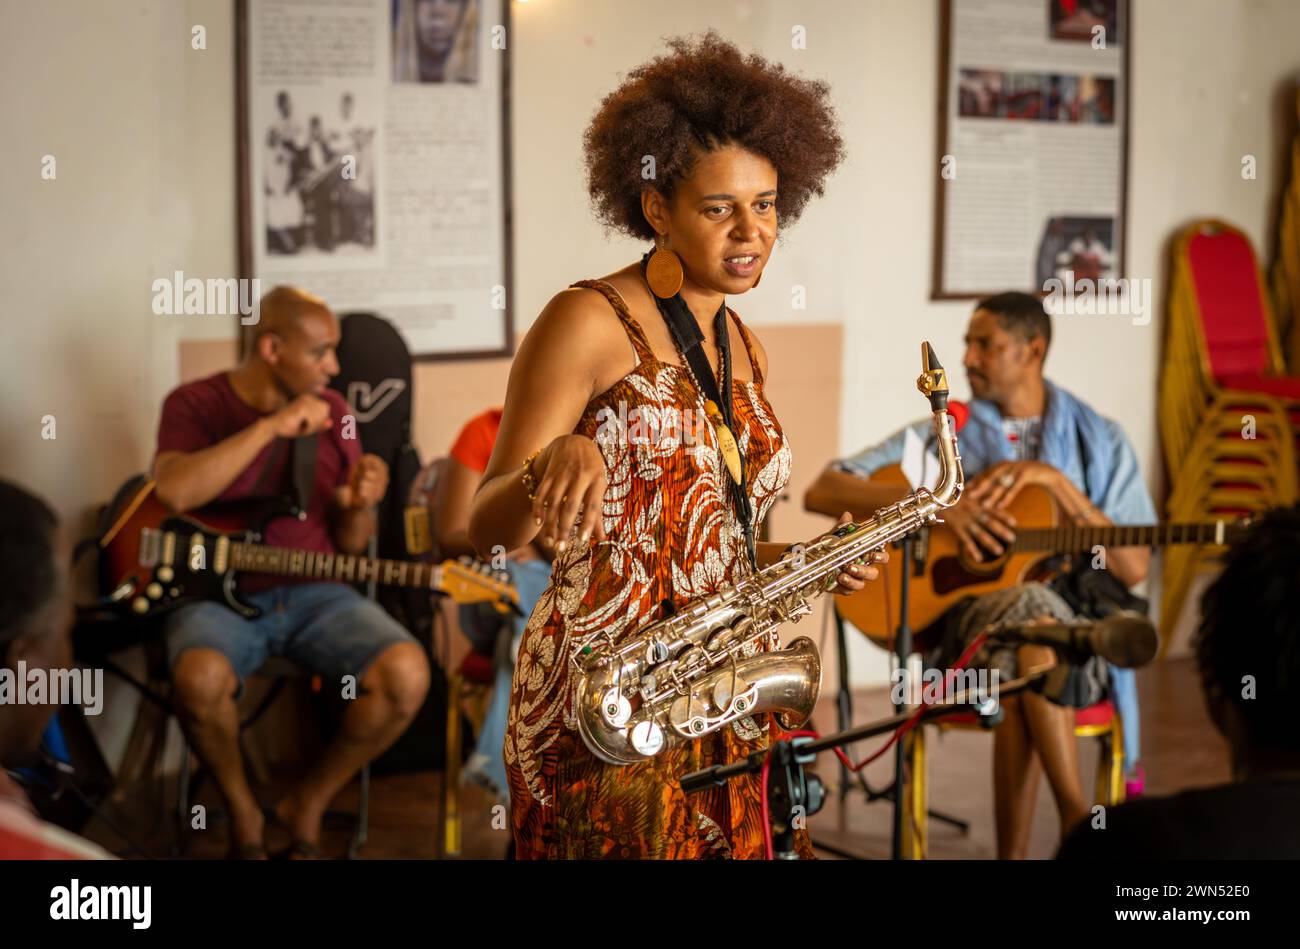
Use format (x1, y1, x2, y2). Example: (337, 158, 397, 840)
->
(574, 342, 965, 765)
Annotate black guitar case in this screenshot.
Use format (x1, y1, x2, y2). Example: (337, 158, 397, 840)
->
(328, 311, 468, 773)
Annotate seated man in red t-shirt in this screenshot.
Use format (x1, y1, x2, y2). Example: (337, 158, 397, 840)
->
(153, 286, 429, 859)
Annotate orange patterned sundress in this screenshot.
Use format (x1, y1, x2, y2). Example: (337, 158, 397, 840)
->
(504, 279, 814, 859)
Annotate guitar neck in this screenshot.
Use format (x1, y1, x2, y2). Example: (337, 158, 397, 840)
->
(1011, 519, 1244, 554)
(229, 542, 440, 589)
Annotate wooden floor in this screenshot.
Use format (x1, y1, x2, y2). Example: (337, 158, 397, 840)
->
(807, 657, 1230, 859)
(83, 657, 1228, 860)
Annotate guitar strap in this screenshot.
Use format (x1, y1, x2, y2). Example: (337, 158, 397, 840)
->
(642, 255, 757, 571)
(248, 433, 320, 518)
(249, 438, 288, 497)
(289, 433, 319, 516)
(1074, 424, 1092, 501)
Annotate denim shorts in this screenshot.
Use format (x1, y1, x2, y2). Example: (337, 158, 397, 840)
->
(165, 582, 416, 693)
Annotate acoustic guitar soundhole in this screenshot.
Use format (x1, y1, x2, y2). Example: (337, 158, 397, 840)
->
(931, 556, 1006, 595)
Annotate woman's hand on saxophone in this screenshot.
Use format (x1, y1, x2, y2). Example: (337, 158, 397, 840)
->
(532, 433, 608, 553)
(788, 511, 888, 596)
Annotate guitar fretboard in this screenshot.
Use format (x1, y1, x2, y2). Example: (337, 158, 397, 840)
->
(1010, 520, 1245, 554)
(230, 543, 438, 589)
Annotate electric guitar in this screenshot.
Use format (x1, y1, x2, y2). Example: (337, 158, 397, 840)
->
(836, 465, 1249, 645)
(99, 480, 519, 620)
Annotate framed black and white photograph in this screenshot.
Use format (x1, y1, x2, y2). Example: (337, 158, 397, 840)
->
(238, 0, 513, 359)
(263, 87, 377, 258)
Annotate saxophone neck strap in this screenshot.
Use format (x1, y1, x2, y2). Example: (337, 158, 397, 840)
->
(640, 253, 756, 570)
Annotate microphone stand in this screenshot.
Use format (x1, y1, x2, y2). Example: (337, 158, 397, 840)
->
(681, 669, 1054, 859)
(890, 532, 914, 859)
(823, 531, 968, 862)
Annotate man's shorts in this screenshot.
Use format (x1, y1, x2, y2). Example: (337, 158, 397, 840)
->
(165, 582, 416, 693)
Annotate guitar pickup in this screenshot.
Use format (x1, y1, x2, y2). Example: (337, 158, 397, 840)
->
(139, 528, 161, 568)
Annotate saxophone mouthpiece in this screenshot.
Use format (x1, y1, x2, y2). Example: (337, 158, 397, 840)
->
(917, 341, 950, 411)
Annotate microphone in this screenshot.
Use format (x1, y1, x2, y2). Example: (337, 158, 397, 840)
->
(918, 399, 968, 483)
(948, 399, 969, 434)
(984, 611, 1158, 668)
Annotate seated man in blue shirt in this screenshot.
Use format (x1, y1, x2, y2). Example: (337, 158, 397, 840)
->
(806, 292, 1155, 859)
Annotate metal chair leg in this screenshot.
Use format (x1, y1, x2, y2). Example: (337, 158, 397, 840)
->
(444, 674, 462, 857)
(173, 741, 190, 857)
(904, 729, 928, 860)
(348, 762, 370, 859)
(1110, 717, 1126, 804)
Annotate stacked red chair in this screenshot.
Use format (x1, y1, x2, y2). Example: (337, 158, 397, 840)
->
(1157, 220, 1300, 648)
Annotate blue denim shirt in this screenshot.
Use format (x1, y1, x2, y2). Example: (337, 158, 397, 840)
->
(835, 379, 1156, 525)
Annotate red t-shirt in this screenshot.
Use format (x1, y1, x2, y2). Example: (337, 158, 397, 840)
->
(155, 372, 361, 587)
(449, 408, 503, 474)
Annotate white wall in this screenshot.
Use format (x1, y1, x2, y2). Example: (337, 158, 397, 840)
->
(3, 0, 1299, 733)
(0, 0, 239, 765)
(0, 0, 238, 511)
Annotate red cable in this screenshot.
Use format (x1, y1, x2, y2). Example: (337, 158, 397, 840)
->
(757, 632, 989, 859)
(846, 629, 989, 770)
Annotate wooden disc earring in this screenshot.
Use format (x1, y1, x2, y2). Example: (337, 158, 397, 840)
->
(646, 233, 684, 299)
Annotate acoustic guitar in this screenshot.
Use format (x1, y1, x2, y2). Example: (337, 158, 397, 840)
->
(99, 480, 519, 620)
(836, 464, 1248, 645)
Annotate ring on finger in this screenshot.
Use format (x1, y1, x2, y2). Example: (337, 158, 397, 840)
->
(998, 472, 1014, 488)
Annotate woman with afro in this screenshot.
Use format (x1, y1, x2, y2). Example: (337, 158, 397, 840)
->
(469, 32, 871, 859)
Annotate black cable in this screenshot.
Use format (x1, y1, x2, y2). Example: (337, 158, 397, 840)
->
(59, 773, 154, 860)
(14, 755, 154, 860)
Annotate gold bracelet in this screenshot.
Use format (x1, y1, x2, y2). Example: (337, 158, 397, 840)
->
(521, 450, 542, 500)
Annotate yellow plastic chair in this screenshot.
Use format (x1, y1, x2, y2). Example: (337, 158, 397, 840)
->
(903, 700, 1124, 860)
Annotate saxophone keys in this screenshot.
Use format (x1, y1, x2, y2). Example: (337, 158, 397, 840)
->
(630, 719, 665, 757)
(712, 677, 750, 710)
(669, 693, 708, 738)
(600, 688, 632, 728)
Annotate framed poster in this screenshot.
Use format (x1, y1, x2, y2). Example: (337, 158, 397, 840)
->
(237, 0, 514, 360)
(932, 0, 1130, 300)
